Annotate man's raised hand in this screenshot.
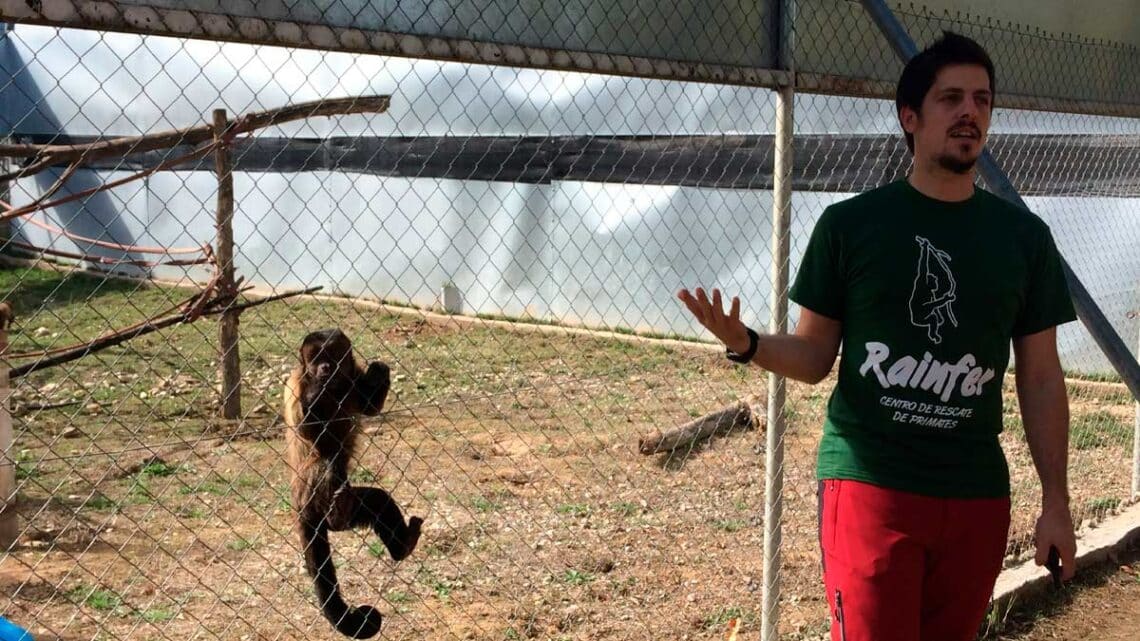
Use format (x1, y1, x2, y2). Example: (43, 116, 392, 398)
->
(676, 287, 750, 354)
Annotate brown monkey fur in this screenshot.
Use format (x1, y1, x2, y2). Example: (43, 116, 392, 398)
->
(284, 328, 422, 639)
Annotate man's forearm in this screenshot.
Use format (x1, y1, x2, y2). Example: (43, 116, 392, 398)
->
(1018, 373, 1070, 510)
(751, 333, 836, 384)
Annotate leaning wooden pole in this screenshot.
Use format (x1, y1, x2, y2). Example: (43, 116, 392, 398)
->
(213, 109, 241, 420)
(0, 302, 16, 548)
(637, 400, 757, 454)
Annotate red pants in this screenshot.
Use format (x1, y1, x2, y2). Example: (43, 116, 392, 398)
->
(817, 479, 1011, 641)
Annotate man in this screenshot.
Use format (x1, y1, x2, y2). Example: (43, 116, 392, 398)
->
(678, 32, 1077, 641)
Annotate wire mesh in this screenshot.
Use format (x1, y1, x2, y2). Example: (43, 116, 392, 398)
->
(0, 3, 1137, 641)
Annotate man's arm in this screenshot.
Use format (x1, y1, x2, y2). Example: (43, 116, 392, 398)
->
(677, 287, 841, 384)
(1013, 326, 1077, 581)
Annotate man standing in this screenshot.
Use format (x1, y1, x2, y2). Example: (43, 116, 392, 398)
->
(678, 32, 1077, 641)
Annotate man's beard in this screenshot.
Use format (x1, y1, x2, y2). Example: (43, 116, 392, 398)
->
(936, 150, 978, 174)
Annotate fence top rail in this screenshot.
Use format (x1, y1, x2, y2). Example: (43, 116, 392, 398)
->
(2, 2, 1140, 120)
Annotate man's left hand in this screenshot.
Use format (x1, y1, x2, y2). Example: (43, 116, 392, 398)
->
(1035, 504, 1077, 582)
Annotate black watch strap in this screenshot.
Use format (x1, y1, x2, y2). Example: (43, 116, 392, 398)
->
(726, 327, 759, 364)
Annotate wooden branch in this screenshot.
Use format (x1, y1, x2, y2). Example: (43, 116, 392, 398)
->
(5, 241, 212, 267)
(0, 96, 392, 179)
(638, 399, 761, 455)
(0, 140, 220, 217)
(9, 286, 322, 379)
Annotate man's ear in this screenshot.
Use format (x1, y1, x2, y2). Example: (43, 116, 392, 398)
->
(899, 105, 919, 135)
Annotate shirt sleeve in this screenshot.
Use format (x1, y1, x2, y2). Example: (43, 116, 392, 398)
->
(1011, 222, 1078, 337)
(789, 206, 844, 321)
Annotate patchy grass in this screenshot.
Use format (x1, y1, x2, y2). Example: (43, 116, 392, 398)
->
(14, 449, 36, 480)
(0, 265, 1134, 641)
(610, 501, 640, 517)
(137, 607, 177, 623)
(1070, 410, 1131, 450)
(560, 569, 595, 586)
(67, 585, 124, 613)
(703, 606, 758, 631)
(554, 503, 590, 517)
(227, 537, 256, 551)
(711, 518, 748, 533)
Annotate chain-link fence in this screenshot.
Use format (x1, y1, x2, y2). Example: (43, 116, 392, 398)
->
(0, 2, 1138, 640)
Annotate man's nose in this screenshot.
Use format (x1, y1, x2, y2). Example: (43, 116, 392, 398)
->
(959, 99, 981, 122)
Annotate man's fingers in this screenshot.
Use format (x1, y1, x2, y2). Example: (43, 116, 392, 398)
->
(677, 289, 706, 325)
(681, 287, 745, 337)
(695, 287, 709, 308)
(1061, 546, 1077, 581)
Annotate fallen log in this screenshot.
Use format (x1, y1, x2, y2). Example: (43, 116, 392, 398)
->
(638, 398, 762, 455)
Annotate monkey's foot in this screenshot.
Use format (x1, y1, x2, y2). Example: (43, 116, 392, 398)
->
(391, 516, 423, 561)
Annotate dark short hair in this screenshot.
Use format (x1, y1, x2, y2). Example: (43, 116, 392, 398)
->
(896, 31, 995, 153)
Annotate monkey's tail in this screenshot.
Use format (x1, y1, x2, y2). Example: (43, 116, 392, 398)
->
(301, 521, 383, 639)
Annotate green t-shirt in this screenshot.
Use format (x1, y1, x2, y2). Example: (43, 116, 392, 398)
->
(789, 178, 1077, 499)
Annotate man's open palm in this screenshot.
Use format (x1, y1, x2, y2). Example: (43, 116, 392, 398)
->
(677, 287, 750, 354)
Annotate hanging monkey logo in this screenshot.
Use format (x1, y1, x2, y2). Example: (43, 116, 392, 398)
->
(909, 236, 958, 344)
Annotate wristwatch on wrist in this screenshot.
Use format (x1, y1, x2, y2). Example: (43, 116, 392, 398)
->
(725, 327, 759, 364)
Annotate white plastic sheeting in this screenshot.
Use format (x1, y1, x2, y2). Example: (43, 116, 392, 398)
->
(2, 25, 1138, 375)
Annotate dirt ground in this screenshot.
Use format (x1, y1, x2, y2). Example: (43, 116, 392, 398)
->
(985, 540, 1140, 641)
(0, 267, 1136, 641)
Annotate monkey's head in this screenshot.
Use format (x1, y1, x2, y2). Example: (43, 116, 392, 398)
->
(299, 328, 358, 407)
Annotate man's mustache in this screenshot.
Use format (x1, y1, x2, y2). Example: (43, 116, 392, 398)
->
(948, 123, 981, 137)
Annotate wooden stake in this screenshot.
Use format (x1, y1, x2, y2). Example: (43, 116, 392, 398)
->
(213, 109, 241, 420)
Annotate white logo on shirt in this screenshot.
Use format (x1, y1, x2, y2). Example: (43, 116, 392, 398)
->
(909, 236, 958, 344)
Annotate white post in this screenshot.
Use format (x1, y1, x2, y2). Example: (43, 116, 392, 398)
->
(0, 304, 15, 548)
(1132, 311, 1139, 500)
(763, 81, 794, 641)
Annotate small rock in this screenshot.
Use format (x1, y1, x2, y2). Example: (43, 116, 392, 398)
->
(61, 426, 81, 438)
(34, 327, 50, 337)
(496, 468, 531, 485)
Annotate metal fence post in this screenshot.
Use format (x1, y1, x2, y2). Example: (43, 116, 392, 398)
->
(764, 3, 796, 638)
(0, 303, 15, 548)
(763, 83, 794, 641)
(1133, 310, 1139, 500)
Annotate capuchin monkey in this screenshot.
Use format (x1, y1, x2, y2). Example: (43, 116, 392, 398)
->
(283, 328, 422, 639)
